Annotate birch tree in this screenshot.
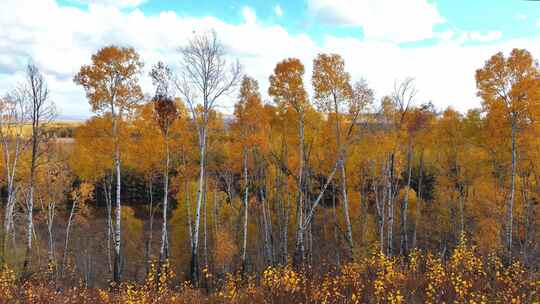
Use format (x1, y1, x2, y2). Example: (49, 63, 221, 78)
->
(175, 30, 241, 285)
(74, 46, 143, 283)
(269, 58, 309, 267)
(393, 80, 417, 257)
(62, 183, 93, 276)
(387, 78, 415, 256)
(22, 63, 56, 275)
(70, 115, 116, 273)
(150, 61, 178, 284)
(232, 76, 267, 270)
(312, 53, 355, 256)
(269, 58, 341, 267)
(0, 91, 28, 262)
(475, 48, 540, 262)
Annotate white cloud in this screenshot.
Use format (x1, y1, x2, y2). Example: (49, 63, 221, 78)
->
(516, 13, 527, 21)
(320, 34, 540, 114)
(466, 31, 502, 43)
(242, 6, 257, 25)
(274, 4, 283, 17)
(306, 0, 445, 43)
(1, 0, 539, 119)
(437, 30, 503, 45)
(74, 0, 148, 8)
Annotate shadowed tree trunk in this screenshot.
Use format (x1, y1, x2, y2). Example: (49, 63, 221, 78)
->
(400, 141, 412, 256)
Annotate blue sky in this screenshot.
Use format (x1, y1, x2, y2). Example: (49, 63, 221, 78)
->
(59, 0, 540, 44)
(2, 0, 540, 118)
(58, 0, 540, 44)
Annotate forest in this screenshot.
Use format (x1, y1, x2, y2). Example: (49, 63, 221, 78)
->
(0, 30, 539, 303)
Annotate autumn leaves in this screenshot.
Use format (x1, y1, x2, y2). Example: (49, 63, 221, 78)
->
(65, 27, 540, 289)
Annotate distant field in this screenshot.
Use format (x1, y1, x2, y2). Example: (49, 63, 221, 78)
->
(2, 121, 82, 138)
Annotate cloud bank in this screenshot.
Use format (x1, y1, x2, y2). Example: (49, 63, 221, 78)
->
(1, 0, 539, 118)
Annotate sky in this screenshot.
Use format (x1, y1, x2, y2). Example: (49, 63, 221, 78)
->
(1, 0, 540, 119)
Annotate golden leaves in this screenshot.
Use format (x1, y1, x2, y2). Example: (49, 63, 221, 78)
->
(268, 58, 308, 113)
(74, 46, 144, 114)
(312, 53, 352, 113)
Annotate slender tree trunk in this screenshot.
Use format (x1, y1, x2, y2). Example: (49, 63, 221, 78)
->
(519, 177, 528, 262)
(2, 181, 16, 262)
(372, 162, 385, 254)
(293, 111, 305, 268)
(157, 137, 170, 285)
(144, 177, 154, 276)
(412, 151, 424, 249)
(1, 149, 11, 262)
(241, 149, 249, 272)
(340, 161, 354, 256)
(400, 142, 412, 256)
(508, 123, 517, 262)
(62, 200, 76, 273)
(191, 125, 206, 285)
(332, 185, 341, 267)
(112, 111, 122, 284)
(279, 139, 289, 265)
(275, 171, 284, 264)
(185, 180, 193, 249)
(459, 186, 465, 237)
(333, 97, 354, 257)
(23, 117, 39, 274)
(283, 193, 290, 265)
(24, 187, 34, 272)
(0, 105, 23, 263)
(203, 174, 208, 271)
(47, 201, 55, 277)
(307, 221, 313, 266)
(387, 153, 395, 256)
(104, 177, 113, 274)
(261, 187, 273, 266)
(359, 183, 368, 253)
(213, 189, 218, 234)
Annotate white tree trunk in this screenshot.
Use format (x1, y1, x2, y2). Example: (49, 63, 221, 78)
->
(157, 137, 170, 284)
(104, 177, 113, 274)
(191, 125, 206, 285)
(112, 109, 122, 284)
(241, 149, 249, 271)
(159, 140, 170, 262)
(260, 188, 273, 266)
(62, 200, 77, 276)
(340, 162, 354, 255)
(508, 123, 517, 262)
(293, 112, 305, 268)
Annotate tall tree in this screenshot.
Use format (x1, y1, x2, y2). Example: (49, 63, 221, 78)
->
(74, 46, 143, 283)
(269, 58, 309, 267)
(23, 63, 56, 274)
(312, 53, 355, 256)
(150, 61, 178, 284)
(0, 92, 27, 262)
(388, 78, 415, 256)
(175, 31, 241, 285)
(232, 76, 267, 270)
(475, 48, 540, 262)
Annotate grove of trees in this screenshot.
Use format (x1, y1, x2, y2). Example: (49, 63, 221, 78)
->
(0, 31, 539, 303)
